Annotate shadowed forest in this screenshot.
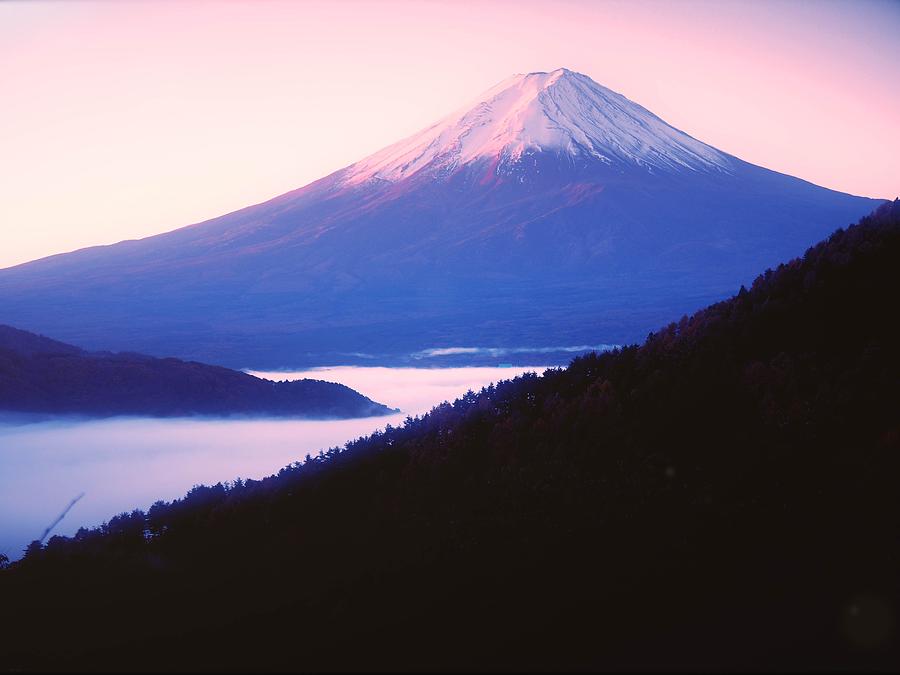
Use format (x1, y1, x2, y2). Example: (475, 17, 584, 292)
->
(0, 326, 395, 418)
(1, 201, 898, 671)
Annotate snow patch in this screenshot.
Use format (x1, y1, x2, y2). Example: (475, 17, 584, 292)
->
(343, 68, 732, 185)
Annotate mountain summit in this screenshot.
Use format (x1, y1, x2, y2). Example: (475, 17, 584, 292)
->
(0, 69, 884, 367)
(343, 68, 730, 185)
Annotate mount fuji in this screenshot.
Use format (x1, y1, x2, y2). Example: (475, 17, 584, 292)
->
(0, 68, 884, 367)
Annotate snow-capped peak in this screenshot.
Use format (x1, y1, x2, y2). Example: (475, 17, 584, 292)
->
(342, 68, 732, 186)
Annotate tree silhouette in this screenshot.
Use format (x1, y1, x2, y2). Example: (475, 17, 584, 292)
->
(0, 201, 898, 671)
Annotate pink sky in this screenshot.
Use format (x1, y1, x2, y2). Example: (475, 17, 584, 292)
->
(1, 0, 897, 269)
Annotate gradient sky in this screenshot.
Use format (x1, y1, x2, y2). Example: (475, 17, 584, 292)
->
(1, 0, 898, 269)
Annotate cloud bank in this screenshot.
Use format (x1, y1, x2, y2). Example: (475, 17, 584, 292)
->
(411, 344, 620, 359)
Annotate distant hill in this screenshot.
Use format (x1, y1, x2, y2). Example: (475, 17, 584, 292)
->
(1, 201, 898, 670)
(0, 325, 395, 418)
(0, 68, 883, 368)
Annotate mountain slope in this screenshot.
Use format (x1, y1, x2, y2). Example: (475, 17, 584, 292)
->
(2, 201, 898, 670)
(0, 325, 395, 418)
(0, 69, 885, 368)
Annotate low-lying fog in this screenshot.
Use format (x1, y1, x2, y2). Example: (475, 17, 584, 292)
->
(0, 366, 545, 560)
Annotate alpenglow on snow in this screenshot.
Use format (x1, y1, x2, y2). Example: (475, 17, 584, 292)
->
(344, 68, 732, 184)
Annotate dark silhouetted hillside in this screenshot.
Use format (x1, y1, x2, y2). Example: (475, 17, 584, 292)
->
(1, 201, 898, 671)
(0, 326, 395, 418)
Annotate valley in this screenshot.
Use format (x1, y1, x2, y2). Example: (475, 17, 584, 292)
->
(0, 365, 542, 561)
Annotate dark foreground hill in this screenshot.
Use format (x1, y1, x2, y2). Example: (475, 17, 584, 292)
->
(0, 325, 395, 418)
(1, 201, 898, 671)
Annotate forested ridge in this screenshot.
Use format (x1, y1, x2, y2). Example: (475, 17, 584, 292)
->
(0, 326, 395, 418)
(1, 201, 898, 671)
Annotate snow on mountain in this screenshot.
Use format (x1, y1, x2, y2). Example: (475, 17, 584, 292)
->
(343, 68, 733, 186)
(0, 67, 883, 369)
